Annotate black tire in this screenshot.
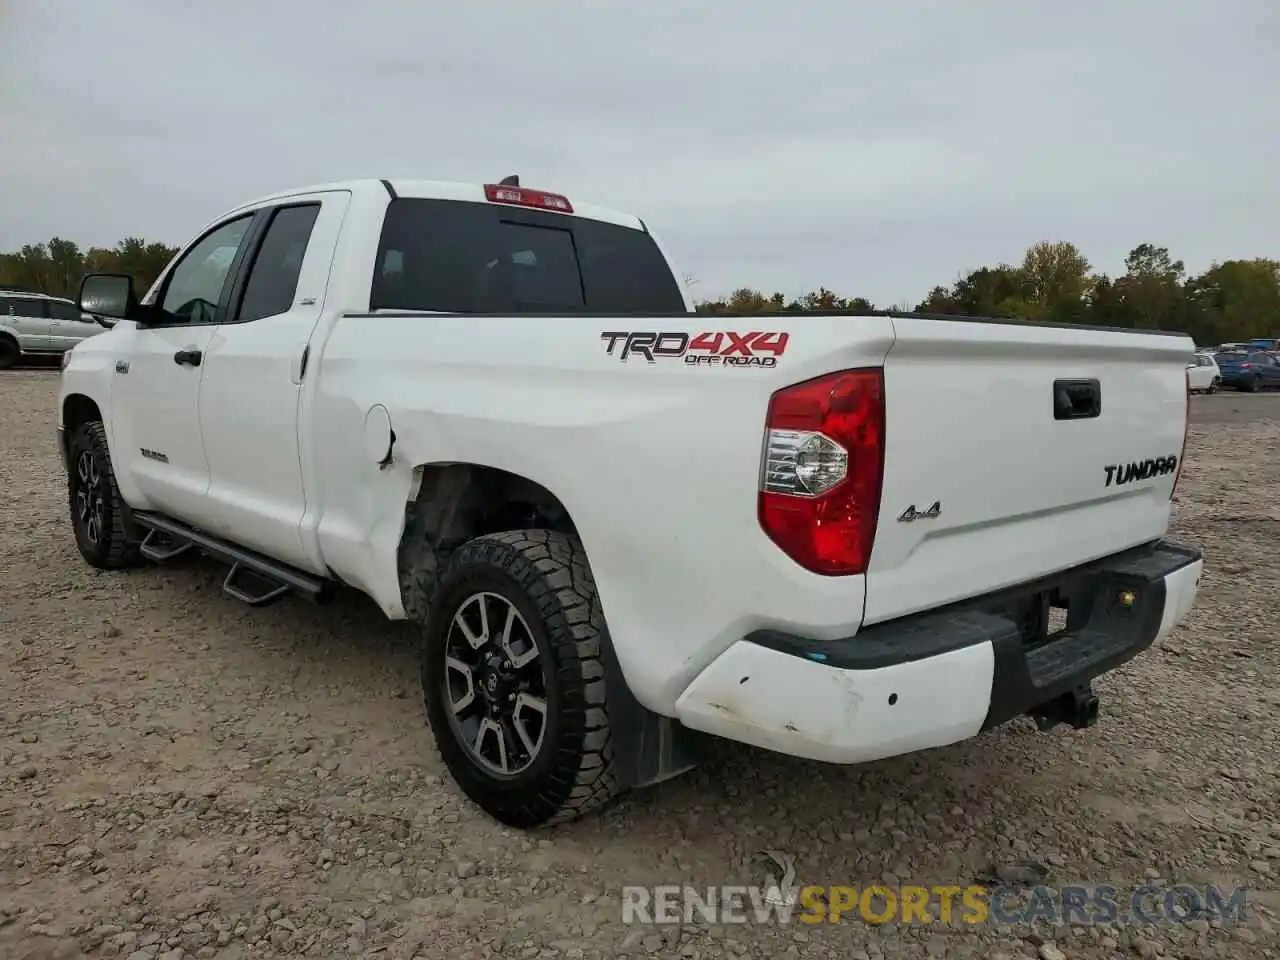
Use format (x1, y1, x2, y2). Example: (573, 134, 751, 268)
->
(0, 336, 18, 370)
(420, 529, 620, 828)
(67, 421, 142, 569)
(1207, 381, 1218, 394)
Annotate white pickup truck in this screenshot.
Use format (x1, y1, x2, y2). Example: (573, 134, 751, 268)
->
(59, 177, 1204, 828)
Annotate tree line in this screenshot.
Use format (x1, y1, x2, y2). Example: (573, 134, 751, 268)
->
(0, 238, 178, 302)
(697, 241, 1280, 347)
(3, 235, 1277, 346)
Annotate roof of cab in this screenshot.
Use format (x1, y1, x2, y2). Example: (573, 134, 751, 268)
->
(226, 178, 645, 231)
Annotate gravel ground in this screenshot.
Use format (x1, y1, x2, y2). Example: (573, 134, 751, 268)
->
(1, 370, 1278, 960)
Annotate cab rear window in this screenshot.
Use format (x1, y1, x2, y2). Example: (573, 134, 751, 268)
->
(371, 198, 687, 314)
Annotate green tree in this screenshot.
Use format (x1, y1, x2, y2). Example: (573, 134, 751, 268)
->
(1184, 258, 1280, 344)
(1019, 241, 1092, 322)
(0, 236, 178, 300)
(1115, 243, 1185, 330)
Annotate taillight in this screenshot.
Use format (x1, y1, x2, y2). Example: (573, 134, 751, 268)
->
(758, 369, 886, 575)
(483, 183, 573, 213)
(1172, 368, 1190, 500)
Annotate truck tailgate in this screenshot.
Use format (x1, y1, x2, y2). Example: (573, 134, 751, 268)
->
(864, 316, 1191, 625)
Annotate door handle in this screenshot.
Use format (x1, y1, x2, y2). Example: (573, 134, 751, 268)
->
(173, 349, 203, 367)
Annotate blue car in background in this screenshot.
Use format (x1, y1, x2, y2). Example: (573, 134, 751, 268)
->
(1215, 350, 1280, 391)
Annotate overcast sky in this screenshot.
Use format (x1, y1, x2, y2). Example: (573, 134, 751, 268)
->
(2, 0, 1277, 305)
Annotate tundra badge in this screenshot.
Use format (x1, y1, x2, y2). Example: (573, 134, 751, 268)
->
(1104, 455, 1178, 487)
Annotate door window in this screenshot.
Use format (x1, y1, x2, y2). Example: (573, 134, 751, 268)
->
(47, 300, 83, 321)
(235, 204, 321, 323)
(158, 215, 254, 325)
(9, 297, 47, 319)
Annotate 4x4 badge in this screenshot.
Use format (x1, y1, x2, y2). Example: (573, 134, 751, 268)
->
(898, 501, 941, 522)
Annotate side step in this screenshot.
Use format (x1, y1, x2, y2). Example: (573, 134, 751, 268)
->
(133, 512, 333, 607)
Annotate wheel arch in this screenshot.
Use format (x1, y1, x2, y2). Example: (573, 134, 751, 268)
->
(396, 462, 700, 795)
(396, 462, 578, 623)
(62, 392, 145, 543)
(63, 392, 104, 433)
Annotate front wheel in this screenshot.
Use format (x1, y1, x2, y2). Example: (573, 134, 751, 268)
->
(420, 530, 621, 828)
(67, 421, 141, 569)
(0, 337, 19, 370)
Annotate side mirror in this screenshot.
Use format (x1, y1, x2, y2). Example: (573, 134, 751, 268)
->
(78, 274, 138, 321)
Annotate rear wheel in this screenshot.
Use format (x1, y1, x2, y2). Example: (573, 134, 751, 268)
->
(419, 530, 621, 828)
(0, 337, 18, 370)
(67, 421, 142, 569)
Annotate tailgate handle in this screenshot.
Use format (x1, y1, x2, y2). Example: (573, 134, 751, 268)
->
(1053, 379, 1101, 420)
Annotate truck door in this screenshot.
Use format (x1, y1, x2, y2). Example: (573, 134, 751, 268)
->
(109, 214, 255, 522)
(195, 190, 351, 573)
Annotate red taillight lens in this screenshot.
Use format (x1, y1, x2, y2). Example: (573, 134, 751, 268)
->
(758, 369, 886, 575)
(483, 183, 573, 213)
(1171, 368, 1190, 500)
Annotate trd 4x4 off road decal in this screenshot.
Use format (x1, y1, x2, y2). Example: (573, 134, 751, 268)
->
(601, 331, 789, 368)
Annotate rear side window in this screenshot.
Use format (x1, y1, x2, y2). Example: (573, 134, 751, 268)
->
(371, 198, 687, 314)
(48, 300, 82, 321)
(236, 204, 321, 323)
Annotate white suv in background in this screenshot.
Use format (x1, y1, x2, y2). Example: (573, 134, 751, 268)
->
(0, 290, 109, 369)
(1187, 351, 1220, 394)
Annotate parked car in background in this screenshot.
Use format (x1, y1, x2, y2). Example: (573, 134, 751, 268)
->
(1187, 353, 1220, 393)
(1214, 349, 1280, 392)
(1246, 337, 1280, 352)
(0, 290, 109, 369)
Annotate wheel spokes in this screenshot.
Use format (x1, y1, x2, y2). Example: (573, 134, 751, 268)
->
(511, 693, 547, 758)
(445, 656, 476, 716)
(500, 604, 539, 669)
(473, 717, 509, 773)
(453, 596, 489, 650)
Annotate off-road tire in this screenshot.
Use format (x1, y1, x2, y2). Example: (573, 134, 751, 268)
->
(0, 336, 19, 370)
(420, 529, 621, 828)
(67, 421, 142, 569)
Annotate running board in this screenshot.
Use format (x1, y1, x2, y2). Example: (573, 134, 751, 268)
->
(132, 512, 332, 607)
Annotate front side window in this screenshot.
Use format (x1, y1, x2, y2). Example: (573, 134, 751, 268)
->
(159, 215, 253, 324)
(10, 297, 46, 319)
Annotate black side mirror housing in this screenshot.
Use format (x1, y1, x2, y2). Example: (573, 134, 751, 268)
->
(78, 274, 139, 322)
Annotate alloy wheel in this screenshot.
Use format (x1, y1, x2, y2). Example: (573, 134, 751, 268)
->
(442, 591, 549, 777)
(74, 449, 105, 545)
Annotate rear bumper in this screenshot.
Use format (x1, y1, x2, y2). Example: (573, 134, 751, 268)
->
(673, 540, 1203, 764)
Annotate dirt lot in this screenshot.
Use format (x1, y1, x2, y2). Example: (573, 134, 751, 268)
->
(1, 371, 1278, 960)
